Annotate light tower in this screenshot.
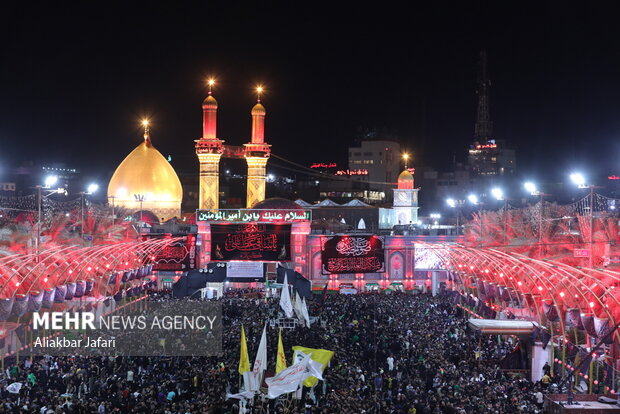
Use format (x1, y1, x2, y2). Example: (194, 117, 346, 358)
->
(244, 86, 271, 208)
(195, 79, 224, 210)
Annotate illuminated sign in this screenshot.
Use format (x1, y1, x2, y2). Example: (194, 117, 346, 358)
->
(475, 144, 497, 149)
(211, 223, 291, 262)
(310, 163, 337, 168)
(321, 235, 384, 274)
(608, 175, 620, 180)
(150, 234, 196, 271)
(574, 249, 590, 258)
(334, 169, 368, 176)
(197, 209, 311, 223)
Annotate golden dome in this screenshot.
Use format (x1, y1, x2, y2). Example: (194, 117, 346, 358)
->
(203, 94, 218, 109)
(107, 135, 182, 220)
(251, 102, 266, 116)
(397, 170, 414, 190)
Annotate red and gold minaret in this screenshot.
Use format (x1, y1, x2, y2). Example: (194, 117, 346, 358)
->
(244, 86, 271, 208)
(195, 79, 224, 210)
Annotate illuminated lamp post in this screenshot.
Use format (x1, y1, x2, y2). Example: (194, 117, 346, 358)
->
(570, 173, 599, 268)
(467, 194, 484, 241)
(430, 213, 441, 230)
(134, 194, 145, 225)
(446, 198, 465, 236)
(79, 183, 99, 237)
(35, 175, 67, 256)
(524, 182, 550, 257)
(491, 187, 509, 245)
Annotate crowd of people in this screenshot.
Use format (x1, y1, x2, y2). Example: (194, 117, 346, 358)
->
(0, 290, 549, 413)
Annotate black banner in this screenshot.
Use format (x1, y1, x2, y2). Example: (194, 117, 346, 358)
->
(150, 234, 197, 271)
(211, 223, 291, 262)
(321, 235, 384, 274)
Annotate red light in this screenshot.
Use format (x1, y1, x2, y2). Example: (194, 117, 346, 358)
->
(43, 278, 48, 283)
(68, 270, 73, 274)
(537, 286, 543, 291)
(589, 301, 595, 307)
(559, 291, 565, 298)
(87, 267, 92, 271)
(608, 175, 620, 180)
(15, 282, 19, 286)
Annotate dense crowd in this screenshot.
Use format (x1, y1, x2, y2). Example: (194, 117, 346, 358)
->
(0, 290, 548, 413)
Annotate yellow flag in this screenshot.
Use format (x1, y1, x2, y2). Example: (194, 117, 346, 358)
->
(276, 328, 287, 373)
(239, 325, 250, 374)
(292, 346, 335, 387)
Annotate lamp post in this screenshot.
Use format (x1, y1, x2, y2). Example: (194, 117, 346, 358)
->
(446, 198, 465, 236)
(430, 213, 441, 230)
(491, 187, 509, 245)
(570, 173, 599, 268)
(134, 194, 145, 225)
(465, 194, 485, 241)
(35, 175, 65, 256)
(79, 184, 99, 237)
(524, 182, 550, 257)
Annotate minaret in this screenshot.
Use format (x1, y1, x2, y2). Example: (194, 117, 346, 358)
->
(244, 86, 271, 208)
(195, 79, 224, 210)
(474, 50, 493, 143)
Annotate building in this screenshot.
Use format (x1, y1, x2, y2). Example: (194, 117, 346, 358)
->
(348, 139, 400, 201)
(107, 124, 183, 221)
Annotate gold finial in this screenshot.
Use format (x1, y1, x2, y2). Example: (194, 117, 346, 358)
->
(256, 85, 264, 103)
(207, 78, 215, 95)
(142, 119, 150, 140)
(402, 153, 410, 169)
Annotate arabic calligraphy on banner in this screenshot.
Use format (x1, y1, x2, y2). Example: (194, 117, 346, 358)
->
(150, 234, 196, 271)
(196, 209, 311, 223)
(211, 223, 291, 262)
(321, 235, 384, 274)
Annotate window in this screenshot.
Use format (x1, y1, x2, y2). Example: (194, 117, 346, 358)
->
(363, 160, 374, 164)
(352, 160, 363, 165)
(363, 152, 372, 156)
(353, 152, 361, 156)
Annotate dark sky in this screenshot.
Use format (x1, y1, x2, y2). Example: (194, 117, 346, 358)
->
(2, 2, 620, 186)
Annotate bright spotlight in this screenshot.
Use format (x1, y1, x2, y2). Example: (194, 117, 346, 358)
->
(467, 194, 479, 205)
(570, 172, 586, 187)
(524, 182, 537, 194)
(141, 119, 149, 127)
(491, 187, 503, 200)
(44, 175, 58, 187)
(446, 198, 456, 208)
(87, 183, 99, 194)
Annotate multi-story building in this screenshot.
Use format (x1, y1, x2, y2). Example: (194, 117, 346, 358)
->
(348, 139, 400, 202)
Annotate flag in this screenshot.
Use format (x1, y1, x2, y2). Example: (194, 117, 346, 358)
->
(291, 346, 335, 387)
(265, 353, 311, 398)
(320, 283, 328, 306)
(251, 324, 268, 390)
(226, 391, 255, 400)
(239, 325, 251, 375)
(293, 350, 325, 380)
(6, 382, 22, 394)
(294, 292, 305, 325)
(276, 329, 287, 373)
(301, 297, 311, 327)
(280, 274, 293, 317)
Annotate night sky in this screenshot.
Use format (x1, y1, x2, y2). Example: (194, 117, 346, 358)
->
(2, 3, 620, 187)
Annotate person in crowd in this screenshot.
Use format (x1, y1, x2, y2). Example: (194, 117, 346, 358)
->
(0, 290, 546, 413)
